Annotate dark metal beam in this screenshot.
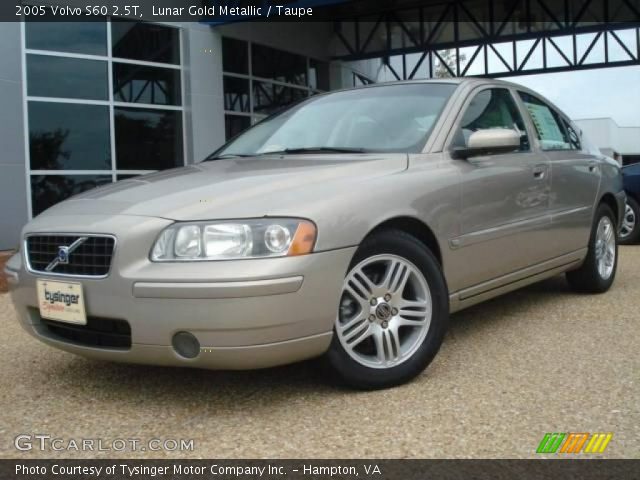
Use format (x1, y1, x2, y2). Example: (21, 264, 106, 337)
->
(335, 23, 640, 61)
(475, 58, 640, 77)
(333, 0, 640, 74)
(337, 22, 640, 80)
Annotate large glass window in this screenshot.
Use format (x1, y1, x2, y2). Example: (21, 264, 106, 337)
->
(225, 115, 251, 140)
(251, 44, 307, 86)
(222, 38, 248, 75)
(111, 21, 180, 65)
(27, 55, 108, 100)
(454, 88, 529, 151)
(29, 103, 111, 170)
(26, 21, 107, 56)
(252, 81, 309, 116)
(222, 37, 329, 140)
(518, 92, 575, 151)
(31, 175, 112, 216)
(113, 63, 181, 106)
(25, 21, 184, 217)
(223, 76, 250, 112)
(115, 107, 183, 170)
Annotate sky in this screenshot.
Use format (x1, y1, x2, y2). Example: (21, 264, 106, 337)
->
(507, 65, 640, 126)
(378, 29, 640, 127)
(378, 59, 640, 126)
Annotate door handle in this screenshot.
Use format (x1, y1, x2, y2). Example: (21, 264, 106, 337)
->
(588, 162, 599, 173)
(532, 164, 547, 180)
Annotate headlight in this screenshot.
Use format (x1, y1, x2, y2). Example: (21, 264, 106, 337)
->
(151, 218, 316, 261)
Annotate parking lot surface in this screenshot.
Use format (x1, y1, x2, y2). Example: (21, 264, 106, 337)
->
(1, 248, 638, 459)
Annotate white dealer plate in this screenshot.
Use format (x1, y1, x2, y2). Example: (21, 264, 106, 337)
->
(36, 279, 87, 325)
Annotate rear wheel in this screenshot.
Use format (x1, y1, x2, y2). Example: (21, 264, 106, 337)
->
(326, 230, 448, 390)
(619, 197, 640, 245)
(566, 203, 618, 293)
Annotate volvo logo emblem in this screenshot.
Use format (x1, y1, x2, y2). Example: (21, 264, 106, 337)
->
(57, 246, 70, 265)
(375, 303, 393, 321)
(45, 236, 88, 272)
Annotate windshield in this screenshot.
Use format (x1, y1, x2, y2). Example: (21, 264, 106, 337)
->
(209, 83, 457, 159)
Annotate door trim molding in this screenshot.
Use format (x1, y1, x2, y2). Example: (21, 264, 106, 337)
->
(449, 248, 587, 312)
(449, 214, 551, 249)
(550, 205, 592, 221)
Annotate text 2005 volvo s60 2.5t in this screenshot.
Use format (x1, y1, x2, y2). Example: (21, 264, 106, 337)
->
(6, 78, 625, 389)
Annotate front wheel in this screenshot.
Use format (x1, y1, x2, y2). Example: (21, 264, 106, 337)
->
(326, 230, 448, 390)
(566, 203, 618, 293)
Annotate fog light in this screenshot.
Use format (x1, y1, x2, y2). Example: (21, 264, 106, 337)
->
(172, 331, 200, 359)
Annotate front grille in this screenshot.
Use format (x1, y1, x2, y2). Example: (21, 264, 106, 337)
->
(26, 234, 115, 277)
(39, 315, 132, 349)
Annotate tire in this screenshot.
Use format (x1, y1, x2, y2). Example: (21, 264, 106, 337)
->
(566, 203, 618, 293)
(326, 230, 448, 390)
(619, 196, 640, 245)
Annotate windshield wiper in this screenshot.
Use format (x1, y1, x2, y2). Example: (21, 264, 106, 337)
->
(205, 147, 370, 161)
(266, 147, 370, 155)
(204, 153, 253, 161)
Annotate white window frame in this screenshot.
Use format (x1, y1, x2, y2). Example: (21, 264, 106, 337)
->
(21, 20, 187, 219)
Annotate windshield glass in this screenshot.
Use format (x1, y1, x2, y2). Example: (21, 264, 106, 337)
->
(210, 83, 457, 158)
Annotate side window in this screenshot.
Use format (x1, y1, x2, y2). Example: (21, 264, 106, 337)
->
(453, 88, 529, 151)
(518, 92, 577, 151)
(563, 120, 581, 150)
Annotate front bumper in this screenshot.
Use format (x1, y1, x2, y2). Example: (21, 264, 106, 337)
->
(7, 214, 356, 369)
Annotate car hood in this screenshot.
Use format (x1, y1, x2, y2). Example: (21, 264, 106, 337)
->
(41, 154, 408, 220)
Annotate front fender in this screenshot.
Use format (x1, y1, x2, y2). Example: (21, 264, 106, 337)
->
(306, 155, 459, 253)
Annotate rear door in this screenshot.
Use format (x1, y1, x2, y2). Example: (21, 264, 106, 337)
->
(446, 86, 553, 290)
(517, 91, 600, 254)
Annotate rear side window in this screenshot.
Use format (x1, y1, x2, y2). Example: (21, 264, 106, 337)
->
(453, 88, 529, 151)
(563, 120, 581, 150)
(518, 92, 578, 151)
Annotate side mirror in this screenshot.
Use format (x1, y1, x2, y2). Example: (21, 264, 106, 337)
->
(452, 128, 521, 159)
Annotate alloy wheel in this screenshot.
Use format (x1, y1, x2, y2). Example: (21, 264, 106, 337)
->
(595, 216, 616, 280)
(619, 203, 636, 240)
(336, 254, 432, 369)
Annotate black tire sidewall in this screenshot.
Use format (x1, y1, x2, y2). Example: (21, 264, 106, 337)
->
(326, 230, 449, 390)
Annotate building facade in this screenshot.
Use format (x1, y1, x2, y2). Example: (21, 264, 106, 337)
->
(0, 19, 375, 250)
(1, 14, 639, 250)
(574, 118, 640, 165)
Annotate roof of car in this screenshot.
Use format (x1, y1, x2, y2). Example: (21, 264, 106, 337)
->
(327, 77, 528, 96)
(368, 77, 520, 87)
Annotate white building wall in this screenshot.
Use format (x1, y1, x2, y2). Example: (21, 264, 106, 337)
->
(575, 117, 640, 157)
(181, 23, 226, 162)
(0, 22, 29, 250)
